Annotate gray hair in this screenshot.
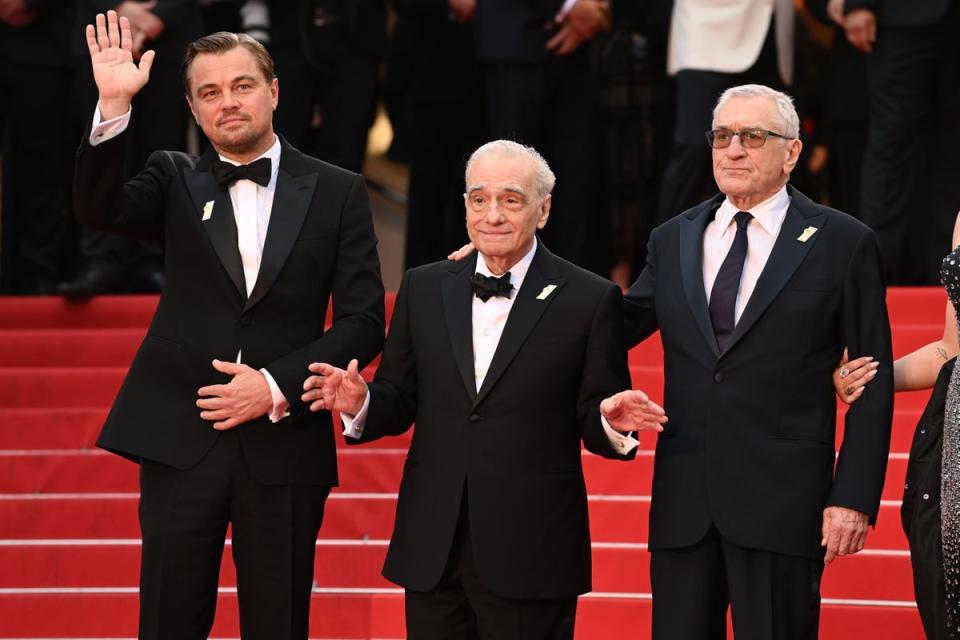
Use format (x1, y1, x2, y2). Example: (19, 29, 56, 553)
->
(713, 84, 800, 139)
(465, 140, 556, 200)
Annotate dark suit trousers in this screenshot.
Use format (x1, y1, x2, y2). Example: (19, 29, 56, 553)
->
(651, 527, 824, 640)
(482, 53, 609, 276)
(405, 494, 577, 640)
(138, 429, 330, 640)
(860, 1, 960, 284)
(656, 24, 782, 224)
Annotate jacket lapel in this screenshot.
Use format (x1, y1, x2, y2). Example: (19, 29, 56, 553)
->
(474, 243, 564, 407)
(184, 147, 246, 300)
(680, 198, 723, 358)
(723, 187, 827, 354)
(441, 254, 479, 401)
(244, 141, 317, 312)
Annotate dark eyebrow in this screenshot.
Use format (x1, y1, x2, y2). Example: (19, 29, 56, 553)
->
(195, 75, 260, 95)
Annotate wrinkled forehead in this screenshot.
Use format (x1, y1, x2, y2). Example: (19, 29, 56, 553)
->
(465, 154, 537, 195)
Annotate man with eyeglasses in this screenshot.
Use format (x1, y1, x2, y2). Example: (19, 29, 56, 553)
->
(623, 84, 894, 639)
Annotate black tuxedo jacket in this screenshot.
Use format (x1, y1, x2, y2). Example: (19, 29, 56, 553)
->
(348, 244, 634, 598)
(624, 186, 894, 559)
(74, 128, 384, 486)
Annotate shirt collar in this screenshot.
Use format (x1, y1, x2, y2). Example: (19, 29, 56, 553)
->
(217, 135, 282, 184)
(716, 185, 790, 238)
(475, 237, 538, 296)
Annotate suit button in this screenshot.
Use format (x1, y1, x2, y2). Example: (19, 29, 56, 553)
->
(239, 317, 253, 327)
(714, 372, 724, 383)
(468, 413, 480, 424)
(923, 493, 930, 500)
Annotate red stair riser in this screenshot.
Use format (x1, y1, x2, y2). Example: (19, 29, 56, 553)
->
(0, 496, 911, 549)
(0, 593, 925, 638)
(0, 542, 916, 602)
(0, 449, 914, 502)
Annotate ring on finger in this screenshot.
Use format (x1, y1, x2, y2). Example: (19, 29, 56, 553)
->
(839, 367, 849, 378)
(844, 386, 854, 395)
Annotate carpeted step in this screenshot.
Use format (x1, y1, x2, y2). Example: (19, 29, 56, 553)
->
(0, 448, 915, 502)
(0, 591, 925, 638)
(0, 540, 916, 602)
(0, 493, 910, 550)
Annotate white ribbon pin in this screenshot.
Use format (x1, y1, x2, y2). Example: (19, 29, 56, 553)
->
(202, 200, 214, 221)
(536, 284, 557, 300)
(797, 226, 818, 242)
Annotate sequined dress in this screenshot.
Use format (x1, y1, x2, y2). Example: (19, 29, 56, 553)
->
(941, 246, 960, 635)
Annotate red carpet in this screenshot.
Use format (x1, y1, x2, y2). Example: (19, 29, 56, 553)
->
(0, 289, 944, 638)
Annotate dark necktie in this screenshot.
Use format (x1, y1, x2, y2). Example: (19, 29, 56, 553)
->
(471, 272, 513, 302)
(709, 211, 752, 353)
(213, 157, 271, 188)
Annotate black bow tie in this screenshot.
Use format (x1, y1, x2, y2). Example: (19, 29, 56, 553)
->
(213, 157, 271, 187)
(471, 272, 513, 302)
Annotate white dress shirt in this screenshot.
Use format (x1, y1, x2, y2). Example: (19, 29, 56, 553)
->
(702, 186, 790, 324)
(90, 104, 290, 422)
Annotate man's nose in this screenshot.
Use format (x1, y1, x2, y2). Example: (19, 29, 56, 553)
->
(724, 135, 748, 158)
(484, 201, 505, 223)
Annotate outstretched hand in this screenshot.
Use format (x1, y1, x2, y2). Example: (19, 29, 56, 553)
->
(302, 359, 368, 415)
(86, 10, 155, 118)
(600, 389, 668, 433)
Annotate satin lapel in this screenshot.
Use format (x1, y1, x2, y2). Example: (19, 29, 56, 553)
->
(244, 166, 317, 312)
(183, 160, 246, 300)
(474, 246, 564, 407)
(724, 199, 827, 354)
(680, 203, 721, 358)
(441, 254, 479, 402)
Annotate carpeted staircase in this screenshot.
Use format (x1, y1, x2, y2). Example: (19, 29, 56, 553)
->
(0, 289, 943, 638)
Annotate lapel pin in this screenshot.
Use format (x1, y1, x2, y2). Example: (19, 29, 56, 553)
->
(536, 284, 557, 301)
(797, 226, 818, 243)
(202, 200, 214, 221)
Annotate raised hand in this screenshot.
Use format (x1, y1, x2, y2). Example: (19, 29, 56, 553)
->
(302, 359, 368, 415)
(600, 389, 668, 433)
(85, 10, 155, 118)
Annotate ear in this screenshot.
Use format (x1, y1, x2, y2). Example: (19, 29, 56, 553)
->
(270, 77, 279, 111)
(783, 138, 803, 176)
(536, 194, 551, 230)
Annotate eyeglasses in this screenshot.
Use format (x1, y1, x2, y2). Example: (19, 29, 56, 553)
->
(705, 127, 793, 149)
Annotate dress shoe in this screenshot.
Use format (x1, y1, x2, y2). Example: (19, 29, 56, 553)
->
(57, 266, 122, 299)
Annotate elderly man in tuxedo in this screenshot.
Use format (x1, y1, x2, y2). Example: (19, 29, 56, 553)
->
(73, 13, 384, 639)
(626, 84, 894, 638)
(302, 140, 666, 640)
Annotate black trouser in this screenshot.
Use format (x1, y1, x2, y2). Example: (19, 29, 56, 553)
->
(860, 1, 960, 284)
(651, 526, 824, 640)
(138, 430, 330, 640)
(405, 496, 577, 640)
(482, 53, 609, 276)
(656, 24, 782, 225)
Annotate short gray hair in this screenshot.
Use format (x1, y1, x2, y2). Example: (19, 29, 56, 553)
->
(713, 84, 800, 139)
(465, 140, 556, 200)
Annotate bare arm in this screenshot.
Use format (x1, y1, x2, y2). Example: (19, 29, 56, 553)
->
(892, 211, 960, 391)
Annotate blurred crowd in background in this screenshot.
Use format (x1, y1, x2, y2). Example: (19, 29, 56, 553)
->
(0, 0, 958, 296)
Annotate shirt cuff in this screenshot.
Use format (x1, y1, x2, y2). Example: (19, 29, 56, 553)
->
(555, 0, 579, 22)
(260, 368, 290, 423)
(341, 391, 371, 439)
(90, 103, 132, 146)
(601, 414, 640, 455)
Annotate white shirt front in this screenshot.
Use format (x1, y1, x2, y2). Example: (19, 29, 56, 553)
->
(702, 186, 790, 324)
(89, 105, 289, 421)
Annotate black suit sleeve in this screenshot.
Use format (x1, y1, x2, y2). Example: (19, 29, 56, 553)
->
(347, 268, 419, 444)
(266, 174, 386, 414)
(623, 227, 661, 348)
(73, 128, 170, 243)
(579, 283, 638, 461)
(828, 229, 894, 523)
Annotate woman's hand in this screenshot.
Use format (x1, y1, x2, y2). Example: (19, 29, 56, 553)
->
(833, 348, 879, 404)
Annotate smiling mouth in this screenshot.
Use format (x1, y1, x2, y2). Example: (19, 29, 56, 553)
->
(219, 117, 247, 126)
